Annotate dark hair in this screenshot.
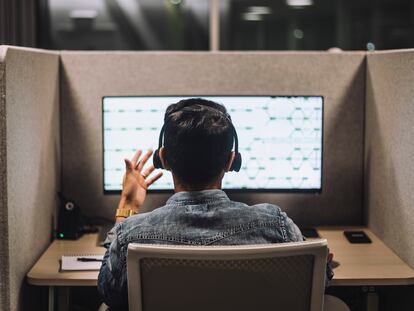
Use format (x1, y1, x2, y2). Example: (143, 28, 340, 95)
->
(163, 98, 234, 187)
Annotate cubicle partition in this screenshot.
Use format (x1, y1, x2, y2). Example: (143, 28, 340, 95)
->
(365, 49, 414, 270)
(1, 46, 414, 310)
(60, 51, 366, 226)
(0, 47, 60, 311)
(0, 46, 7, 310)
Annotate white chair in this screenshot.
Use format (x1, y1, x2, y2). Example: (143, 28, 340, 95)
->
(127, 240, 328, 311)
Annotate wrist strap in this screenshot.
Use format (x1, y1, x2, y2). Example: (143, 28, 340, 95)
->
(115, 208, 138, 218)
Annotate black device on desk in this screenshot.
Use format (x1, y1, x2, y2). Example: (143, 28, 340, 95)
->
(344, 230, 372, 243)
(57, 193, 83, 240)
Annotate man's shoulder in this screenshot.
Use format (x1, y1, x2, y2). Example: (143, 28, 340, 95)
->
(230, 200, 283, 214)
(114, 205, 171, 235)
(228, 200, 299, 231)
(123, 204, 173, 225)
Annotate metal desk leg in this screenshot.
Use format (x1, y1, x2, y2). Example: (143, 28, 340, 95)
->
(365, 287, 379, 311)
(48, 286, 55, 311)
(57, 287, 70, 311)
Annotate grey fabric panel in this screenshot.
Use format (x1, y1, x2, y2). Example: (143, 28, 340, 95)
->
(0, 46, 7, 61)
(0, 59, 10, 311)
(365, 50, 414, 269)
(140, 255, 314, 311)
(4, 47, 60, 310)
(60, 52, 366, 226)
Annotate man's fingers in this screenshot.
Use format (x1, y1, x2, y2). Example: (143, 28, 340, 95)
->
(141, 165, 155, 178)
(137, 149, 153, 170)
(145, 171, 163, 186)
(131, 150, 142, 166)
(124, 159, 133, 171)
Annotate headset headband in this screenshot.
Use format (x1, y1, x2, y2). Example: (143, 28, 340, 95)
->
(156, 119, 239, 154)
(153, 102, 242, 172)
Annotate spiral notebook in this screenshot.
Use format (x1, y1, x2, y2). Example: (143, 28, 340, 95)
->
(61, 254, 104, 271)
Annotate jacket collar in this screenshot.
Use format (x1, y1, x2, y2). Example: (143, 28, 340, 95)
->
(166, 189, 230, 205)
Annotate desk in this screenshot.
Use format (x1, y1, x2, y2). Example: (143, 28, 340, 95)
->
(27, 227, 414, 311)
(27, 233, 105, 311)
(316, 227, 414, 286)
(27, 233, 105, 287)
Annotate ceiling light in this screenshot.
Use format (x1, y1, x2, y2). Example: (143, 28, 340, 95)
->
(247, 6, 272, 15)
(170, 0, 182, 5)
(242, 12, 264, 21)
(286, 0, 313, 7)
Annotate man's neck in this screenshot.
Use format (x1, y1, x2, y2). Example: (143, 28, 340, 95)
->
(174, 181, 222, 193)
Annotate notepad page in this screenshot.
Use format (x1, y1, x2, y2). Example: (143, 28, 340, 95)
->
(61, 255, 104, 271)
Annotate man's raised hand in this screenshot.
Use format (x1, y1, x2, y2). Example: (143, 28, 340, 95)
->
(119, 149, 163, 212)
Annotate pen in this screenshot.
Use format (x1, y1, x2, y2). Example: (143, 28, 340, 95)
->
(77, 257, 103, 262)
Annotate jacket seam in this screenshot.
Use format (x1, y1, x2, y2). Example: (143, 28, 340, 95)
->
(120, 219, 281, 246)
(166, 198, 229, 206)
(205, 220, 281, 245)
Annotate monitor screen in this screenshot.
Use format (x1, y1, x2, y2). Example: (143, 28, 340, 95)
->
(103, 96, 323, 192)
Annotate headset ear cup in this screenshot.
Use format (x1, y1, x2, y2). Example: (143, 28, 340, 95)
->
(231, 153, 242, 172)
(153, 149, 163, 169)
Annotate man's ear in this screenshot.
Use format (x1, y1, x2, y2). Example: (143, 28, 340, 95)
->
(159, 147, 171, 170)
(225, 151, 235, 172)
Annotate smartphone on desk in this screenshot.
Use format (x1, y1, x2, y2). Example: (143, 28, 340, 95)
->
(344, 230, 372, 244)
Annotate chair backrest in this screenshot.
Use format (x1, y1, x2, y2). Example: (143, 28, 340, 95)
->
(127, 240, 327, 311)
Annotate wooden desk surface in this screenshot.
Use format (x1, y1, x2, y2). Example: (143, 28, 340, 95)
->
(317, 227, 414, 286)
(27, 233, 105, 286)
(27, 227, 414, 287)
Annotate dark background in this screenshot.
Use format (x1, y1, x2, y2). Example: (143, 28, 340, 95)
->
(2, 0, 414, 51)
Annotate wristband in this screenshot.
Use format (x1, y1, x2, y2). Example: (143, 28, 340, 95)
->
(115, 208, 138, 219)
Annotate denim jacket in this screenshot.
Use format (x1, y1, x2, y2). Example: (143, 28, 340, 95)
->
(98, 190, 314, 309)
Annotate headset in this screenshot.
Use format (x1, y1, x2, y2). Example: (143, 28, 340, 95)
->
(153, 103, 242, 172)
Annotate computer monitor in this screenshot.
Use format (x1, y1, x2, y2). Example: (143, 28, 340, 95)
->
(103, 96, 323, 193)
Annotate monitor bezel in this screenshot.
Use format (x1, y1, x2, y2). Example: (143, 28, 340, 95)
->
(102, 95, 324, 195)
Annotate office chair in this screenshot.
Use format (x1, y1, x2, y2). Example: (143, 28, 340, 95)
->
(127, 240, 329, 311)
